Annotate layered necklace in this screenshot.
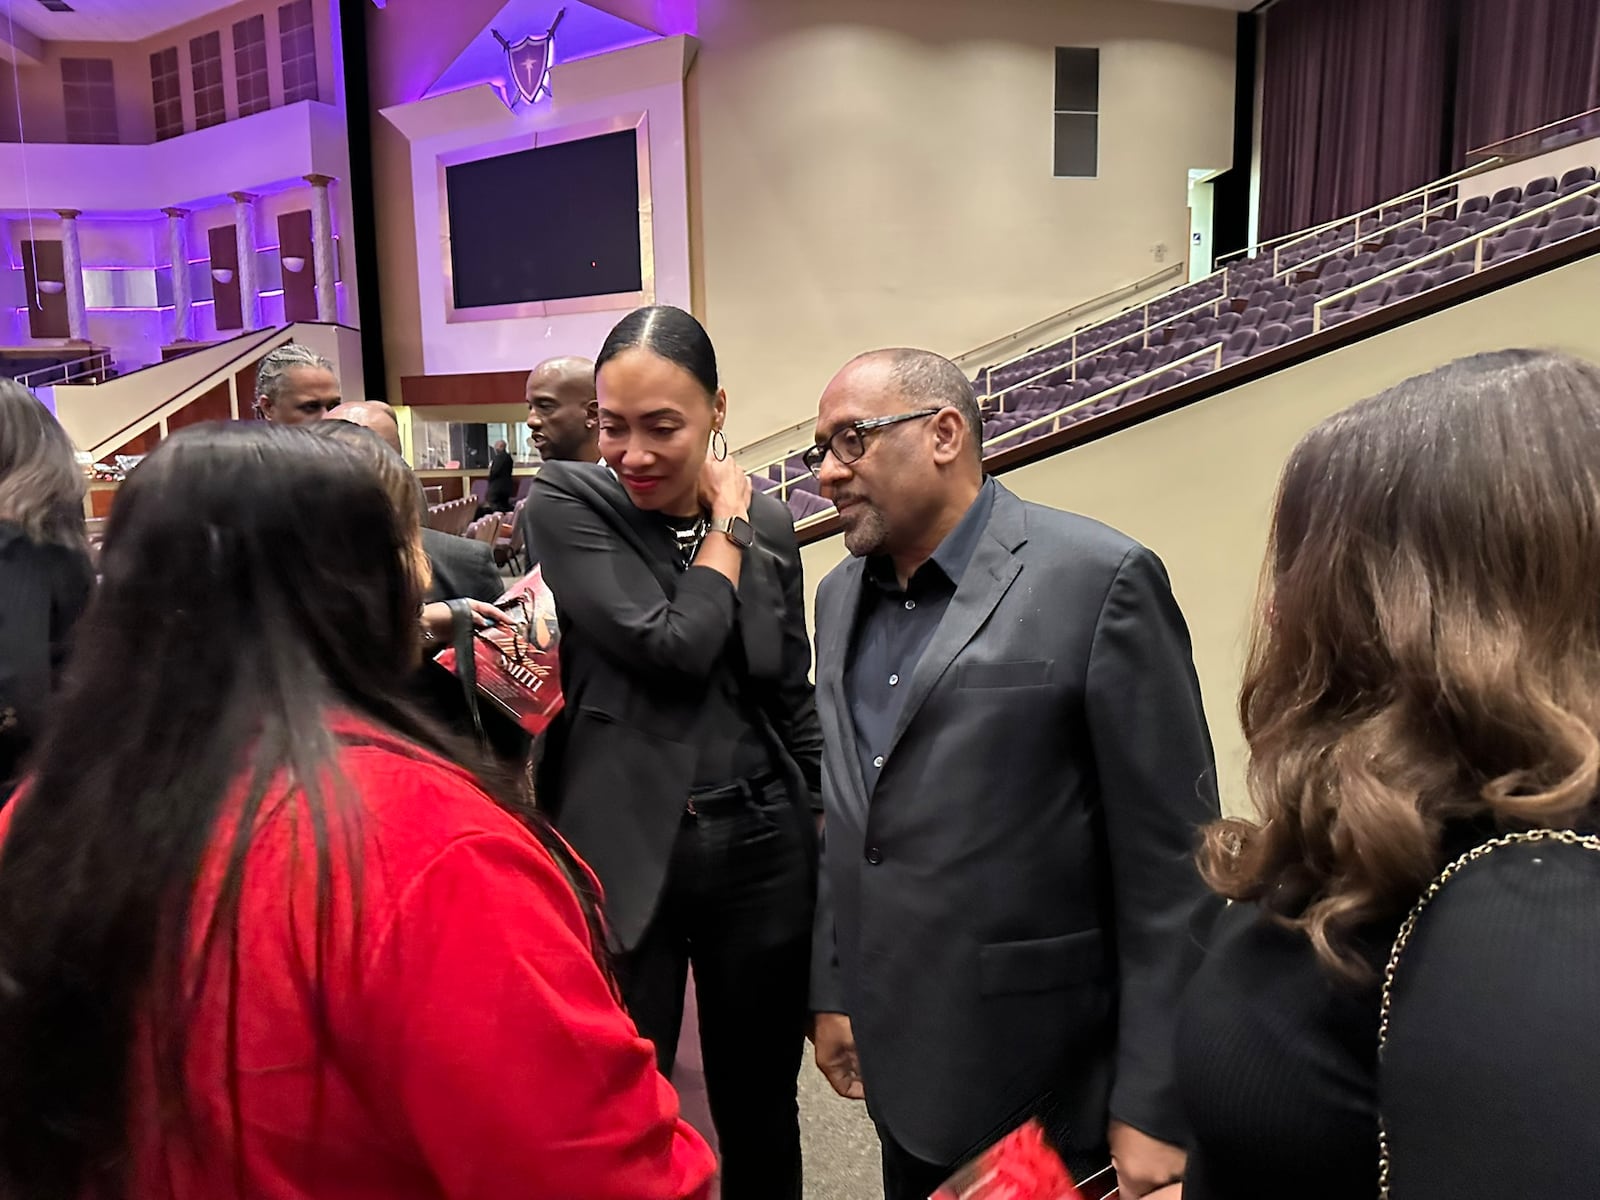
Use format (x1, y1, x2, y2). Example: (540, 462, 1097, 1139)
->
(666, 514, 709, 572)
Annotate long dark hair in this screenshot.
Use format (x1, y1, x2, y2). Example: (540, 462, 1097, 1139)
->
(0, 422, 608, 1198)
(596, 304, 719, 396)
(1201, 349, 1600, 974)
(0, 380, 87, 553)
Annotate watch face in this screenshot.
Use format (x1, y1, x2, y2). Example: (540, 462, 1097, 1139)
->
(728, 516, 755, 548)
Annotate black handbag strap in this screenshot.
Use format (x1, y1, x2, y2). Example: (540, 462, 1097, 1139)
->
(445, 597, 487, 746)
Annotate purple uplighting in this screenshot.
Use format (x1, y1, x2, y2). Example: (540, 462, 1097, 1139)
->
(423, 0, 659, 105)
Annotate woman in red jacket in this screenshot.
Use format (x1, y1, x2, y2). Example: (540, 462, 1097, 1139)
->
(0, 422, 714, 1200)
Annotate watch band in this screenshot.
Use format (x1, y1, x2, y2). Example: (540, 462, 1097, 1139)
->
(709, 515, 754, 548)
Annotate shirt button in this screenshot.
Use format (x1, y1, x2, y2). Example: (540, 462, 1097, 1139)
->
(888, 674, 899, 686)
(872, 755, 885, 768)
(865, 846, 884, 865)
(904, 599, 917, 611)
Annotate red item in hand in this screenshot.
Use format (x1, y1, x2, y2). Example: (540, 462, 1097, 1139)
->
(933, 1119, 1088, 1200)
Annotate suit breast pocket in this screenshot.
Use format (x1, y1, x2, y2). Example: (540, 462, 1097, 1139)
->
(979, 929, 1108, 995)
(956, 659, 1053, 689)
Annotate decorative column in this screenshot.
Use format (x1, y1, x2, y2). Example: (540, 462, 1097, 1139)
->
(57, 209, 89, 343)
(229, 191, 262, 330)
(162, 206, 193, 343)
(304, 173, 338, 322)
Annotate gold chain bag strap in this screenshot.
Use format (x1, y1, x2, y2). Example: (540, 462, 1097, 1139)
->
(1375, 827, 1600, 1199)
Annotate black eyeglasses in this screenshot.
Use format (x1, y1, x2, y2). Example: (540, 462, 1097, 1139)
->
(802, 408, 942, 475)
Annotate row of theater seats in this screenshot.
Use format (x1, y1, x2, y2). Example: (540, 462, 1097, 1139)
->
(753, 161, 1600, 523)
(970, 163, 1600, 454)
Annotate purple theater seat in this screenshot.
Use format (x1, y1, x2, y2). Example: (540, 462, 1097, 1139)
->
(1542, 216, 1592, 246)
(1430, 222, 1467, 245)
(1524, 175, 1558, 199)
(1255, 322, 1292, 350)
(1289, 316, 1314, 339)
(1491, 186, 1523, 206)
(1164, 321, 1196, 345)
(1192, 317, 1218, 340)
(1553, 194, 1599, 221)
(1263, 299, 1293, 324)
(1292, 277, 1322, 299)
(1124, 377, 1156, 403)
(1483, 227, 1540, 262)
(1373, 243, 1406, 268)
(1559, 165, 1597, 190)
(1290, 295, 1317, 318)
(1318, 255, 1353, 278)
(1392, 272, 1430, 300)
(1221, 327, 1260, 365)
(1484, 200, 1518, 224)
(786, 488, 832, 522)
(790, 475, 822, 496)
(1460, 194, 1491, 216)
(1402, 235, 1438, 260)
(1434, 262, 1476, 287)
(1350, 251, 1377, 271)
(1237, 307, 1267, 330)
(1392, 224, 1427, 244)
(1321, 272, 1351, 295)
(1213, 310, 1241, 334)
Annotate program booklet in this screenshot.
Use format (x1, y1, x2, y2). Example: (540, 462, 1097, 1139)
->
(934, 1119, 1107, 1200)
(433, 565, 564, 735)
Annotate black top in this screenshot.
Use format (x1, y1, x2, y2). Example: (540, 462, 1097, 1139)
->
(1178, 838, 1600, 1199)
(1175, 901, 1389, 1200)
(486, 448, 516, 507)
(652, 511, 772, 789)
(528, 461, 823, 951)
(846, 478, 994, 794)
(0, 523, 93, 797)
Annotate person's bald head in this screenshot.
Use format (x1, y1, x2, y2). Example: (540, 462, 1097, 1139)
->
(525, 356, 599, 463)
(328, 401, 402, 457)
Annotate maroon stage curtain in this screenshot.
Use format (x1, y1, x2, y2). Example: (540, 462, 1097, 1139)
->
(1454, 0, 1600, 159)
(1259, 0, 1451, 239)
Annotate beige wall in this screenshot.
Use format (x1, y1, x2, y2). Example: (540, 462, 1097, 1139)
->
(800, 254, 1600, 816)
(690, 0, 1237, 444)
(0, 0, 338, 146)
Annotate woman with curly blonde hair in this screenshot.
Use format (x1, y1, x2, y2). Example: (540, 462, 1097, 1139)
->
(1175, 349, 1600, 1200)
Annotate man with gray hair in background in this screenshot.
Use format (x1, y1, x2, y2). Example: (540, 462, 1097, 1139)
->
(254, 344, 340, 425)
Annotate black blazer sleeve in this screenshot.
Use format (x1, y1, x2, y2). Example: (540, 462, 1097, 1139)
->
(528, 466, 738, 687)
(753, 500, 823, 809)
(422, 529, 504, 604)
(1381, 839, 1600, 1198)
(1083, 545, 1221, 1145)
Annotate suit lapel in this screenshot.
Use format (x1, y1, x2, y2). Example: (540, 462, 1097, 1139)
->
(882, 486, 1029, 764)
(818, 556, 871, 821)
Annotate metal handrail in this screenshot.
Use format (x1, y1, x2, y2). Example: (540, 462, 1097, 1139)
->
(983, 289, 1230, 407)
(1311, 180, 1600, 330)
(984, 343, 1225, 452)
(956, 262, 1185, 373)
(1466, 105, 1600, 165)
(16, 350, 113, 390)
(1272, 194, 1462, 282)
(1217, 159, 1499, 267)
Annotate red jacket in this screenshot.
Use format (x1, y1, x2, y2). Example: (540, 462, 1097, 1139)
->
(12, 723, 715, 1198)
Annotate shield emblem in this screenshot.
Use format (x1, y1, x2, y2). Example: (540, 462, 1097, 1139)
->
(493, 9, 566, 106)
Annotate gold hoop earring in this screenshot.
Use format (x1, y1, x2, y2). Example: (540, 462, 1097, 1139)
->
(712, 429, 728, 461)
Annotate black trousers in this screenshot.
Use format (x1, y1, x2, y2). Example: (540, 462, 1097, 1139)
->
(878, 1119, 955, 1200)
(618, 780, 813, 1200)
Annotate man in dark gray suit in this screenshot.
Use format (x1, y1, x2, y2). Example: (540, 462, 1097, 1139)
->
(806, 349, 1220, 1200)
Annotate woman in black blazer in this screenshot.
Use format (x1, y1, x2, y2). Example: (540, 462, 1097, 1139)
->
(0, 382, 92, 802)
(529, 306, 818, 1200)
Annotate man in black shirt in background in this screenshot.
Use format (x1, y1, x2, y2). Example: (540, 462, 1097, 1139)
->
(516, 356, 600, 572)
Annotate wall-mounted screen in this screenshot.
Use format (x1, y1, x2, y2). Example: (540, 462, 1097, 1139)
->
(444, 128, 643, 309)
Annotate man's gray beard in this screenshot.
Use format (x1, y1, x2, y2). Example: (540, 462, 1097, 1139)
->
(842, 505, 889, 558)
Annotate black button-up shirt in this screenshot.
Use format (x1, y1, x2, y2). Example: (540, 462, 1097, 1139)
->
(845, 478, 996, 795)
